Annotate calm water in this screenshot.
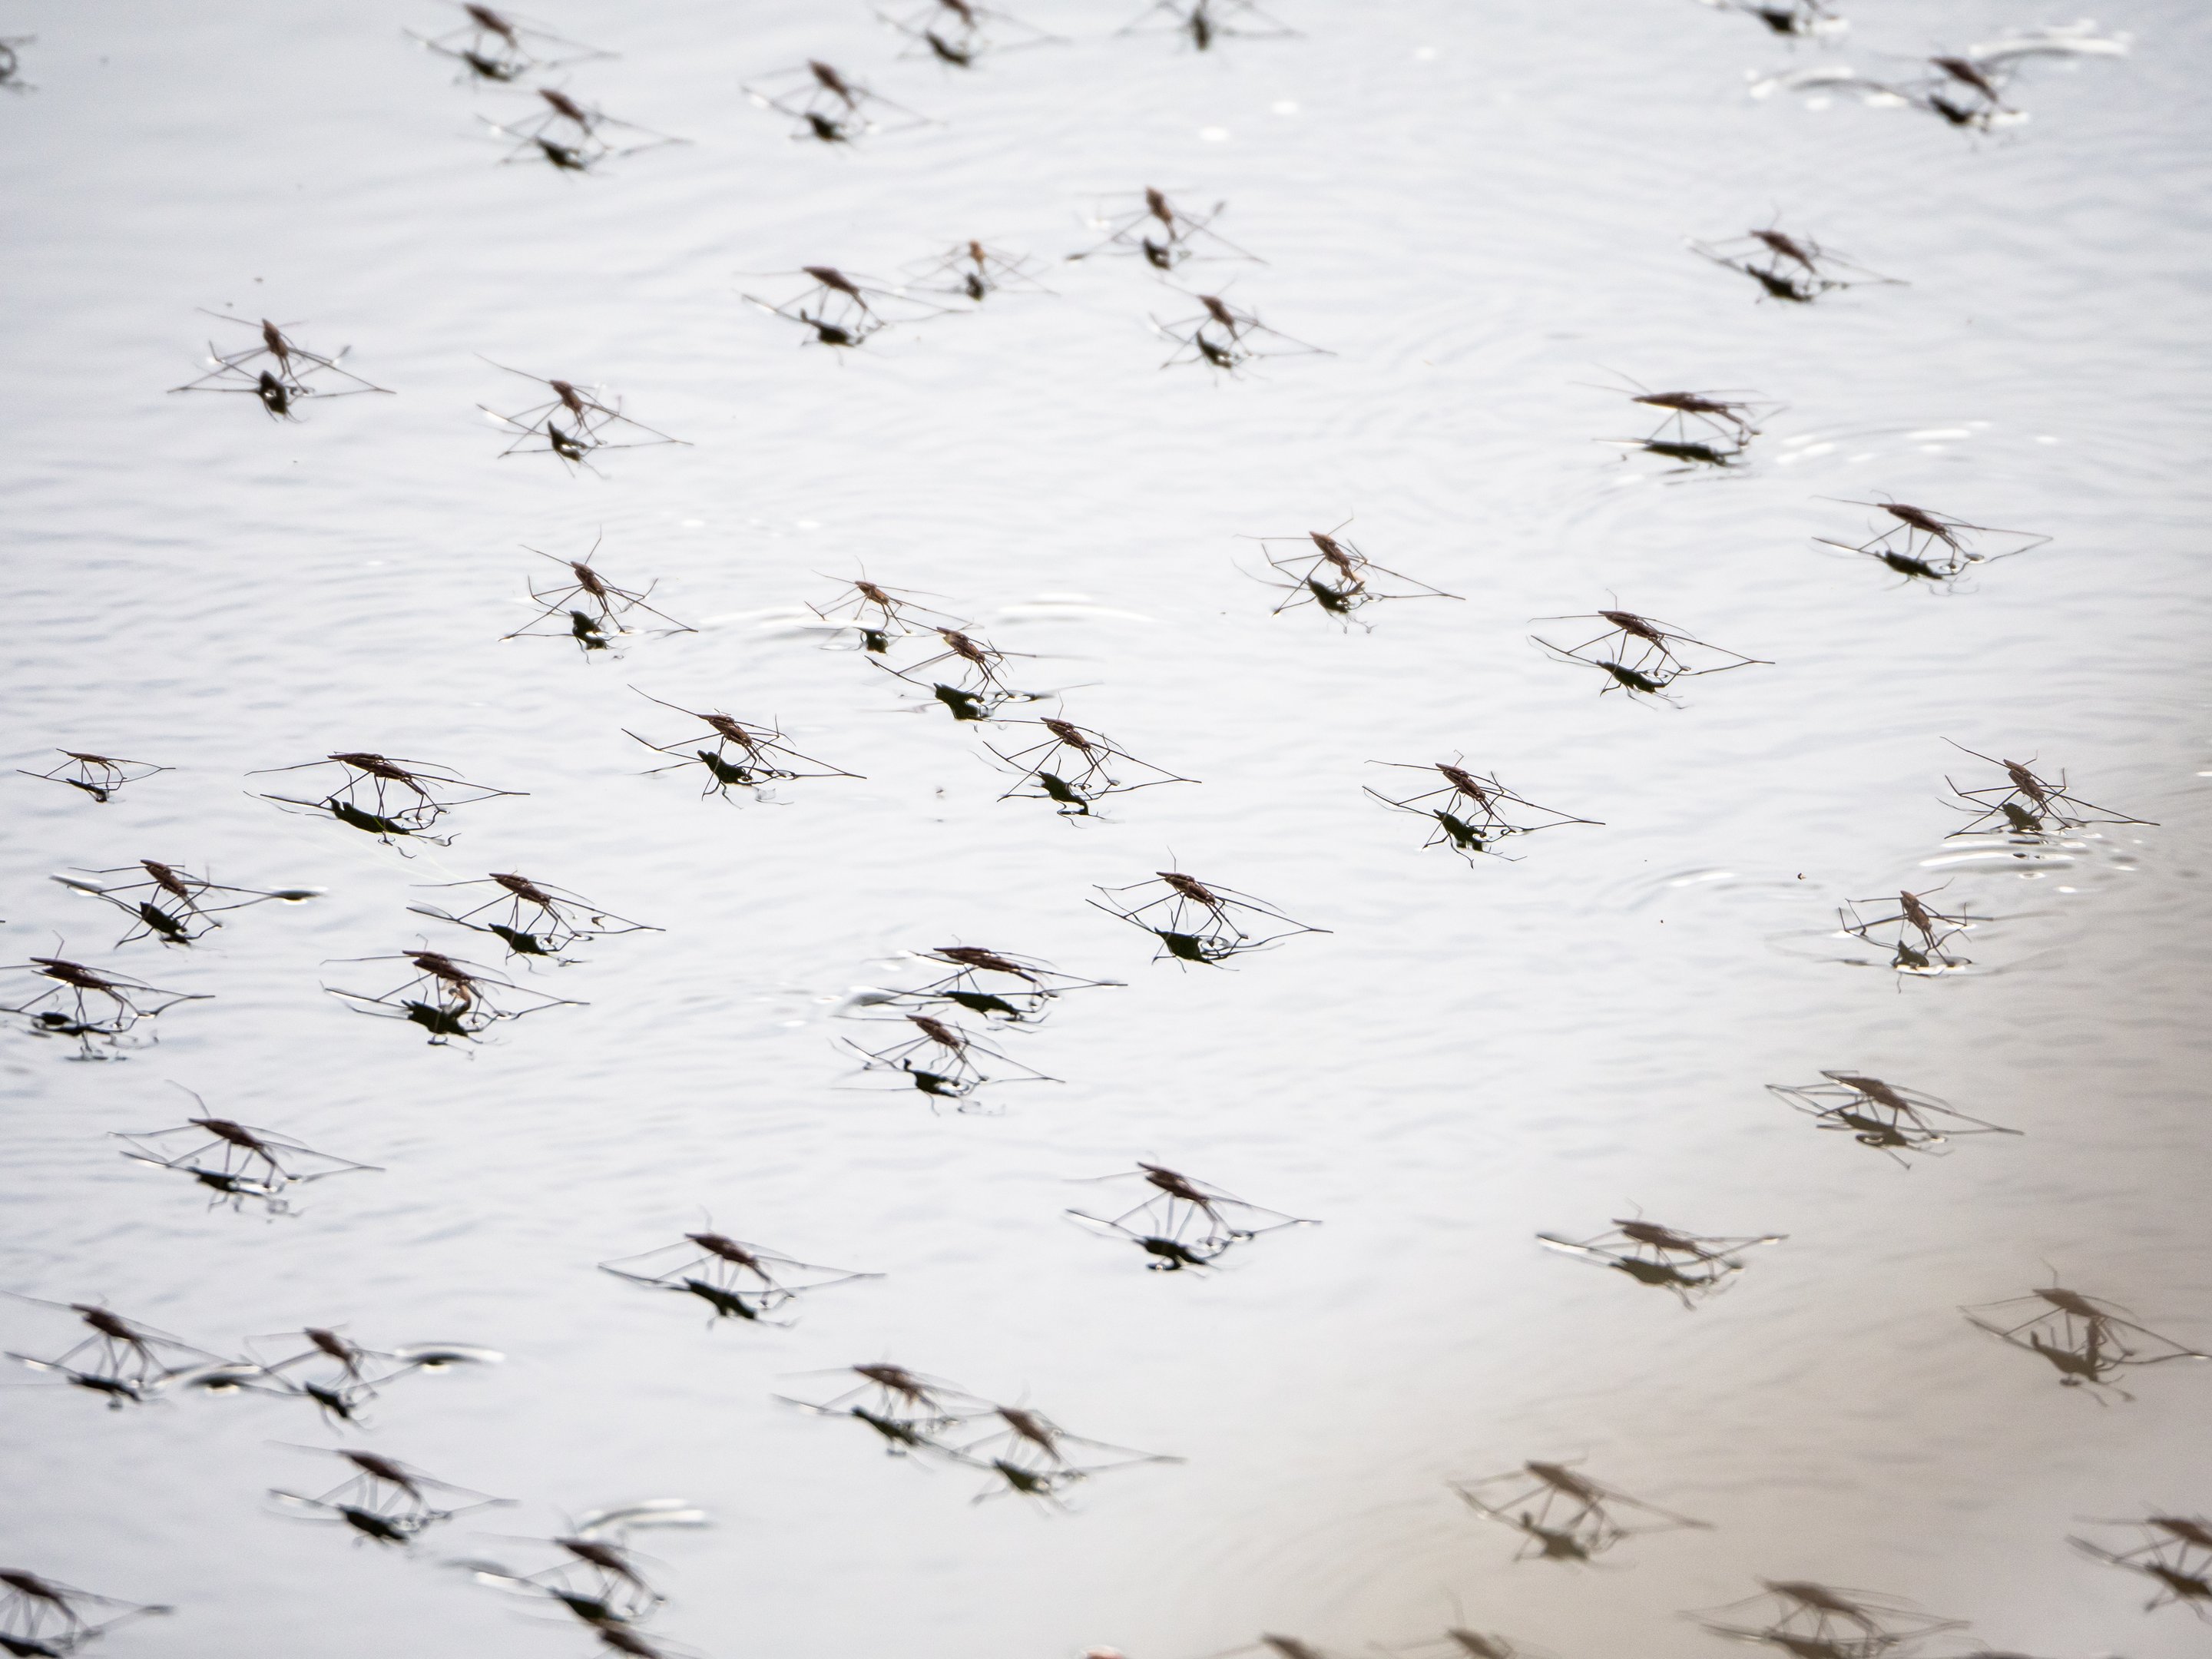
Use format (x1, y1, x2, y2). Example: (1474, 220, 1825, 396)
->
(2, 2, 2209, 1655)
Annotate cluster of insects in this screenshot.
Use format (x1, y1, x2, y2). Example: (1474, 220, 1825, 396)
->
(839, 944, 1115, 1108)
(779, 1363, 1181, 1506)
(1739, 18, 2128, 131)
(458, 1499, 713, 1654)
(3, 1291, 499, 1420)
(1, 1, 2187, 1654)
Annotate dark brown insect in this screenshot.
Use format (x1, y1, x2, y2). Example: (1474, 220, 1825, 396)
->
(17, 750, 170, 803)
(743, 61, 932, 142)
(1943, 740, 2152, 838)
(478, 359, 687, 468)
(601, 1228, 877, 1325)
(1090, 870, 1327, 966)
(1964, 1280, 2209, 1401)
(1766, 1071, 2020, 1163)
(252, 752, 522, 848)
(171, 311, 391, 416)
(1118, 1, 1297, 52)
(625, 691, 862, 801)
(1068, 187, 1262, 269)
(1532, 605, 1769, 704)
(1365, 761, 1598, 863)
(1452, 1460, 1709, 1564)
(1537, 1217, 1785, 1307)
(1068, 1162, 1313, 1270)
(409, 5, 609, 83)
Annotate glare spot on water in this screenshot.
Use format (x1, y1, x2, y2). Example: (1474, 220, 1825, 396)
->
(1413, 45, 1436, 59)
(1200, 126, 1230, 141)
(1270, 101, 1299, 114)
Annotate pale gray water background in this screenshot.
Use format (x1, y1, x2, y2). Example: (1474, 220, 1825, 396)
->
(2, 1, 2210, 1654)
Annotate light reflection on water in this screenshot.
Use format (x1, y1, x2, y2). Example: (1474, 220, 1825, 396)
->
(2, 1, 2209, 1656)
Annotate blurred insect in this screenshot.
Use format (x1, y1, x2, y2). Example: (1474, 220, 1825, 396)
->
(114, 1088, 380, 1214)
(1692, 1582, 1966, 1653)
(1691, 226, 1897, 304)
(408, 5, 609, 83)
(1942, 741, 2152, 839)
(1913, 53, 2018, 129)
(2, 955, 207, 1055)
(410, 871, 659, 962)
(1068, 187, 1262, 270)
(1532, 605, 1769, 704)
(488, 86, 685, 172)
(1766, 1071, 2020, 1164)
(1118, 1, 1296, 51)
(1240, 522, 1462, 627)
(880, 627, 1041, 721)
(743, 266, 949, 349)
(1389, 1628, 1545, 1659)
(0, 35, 32, 90)
(881, 1, 1060, 66)
(0, 1571, 170, 1657)
(1537, 1217, 1785, 1308)
(626, 692, 862, 801)
(1452, 1460, 1710, 1564)
(985, 717, 1195, 816)
(1068, 1163, 1314, 1271)
(254, 1327, 502, 1424)
(855, 945, 1121, 1025)
(1969, 24, 2131, 71)
(2071, 1515, 2212, 1621)
(478, 359, 686, 468)
(252, 752, 522, 849)
(457, 1499, 710, 1632)
(51, 862, 320, 949)
(600, 1230, 877, 1325)
(1154, 290, 1330, 373)
(1089, 870, 1328, 966)
(1364, 762, 1598, 863)
(324, 948, 583, 1045)
(17, 751, 170, 805)
(503, 541, 697, 655)
(1814, 499, 2050, 587)
(906, 240, 1057, 303)
(779, 1363, 986, 1455)
(843, 1012, 1056, 1107)
(169, 313, 392, 419)
(1963, 1279, 2208, 1401)
(3, 1293, 218, 1408)
(743, 60, 932, 143)
(807, 574, 962, 654)
(1836, 886, 1979, 976)
(951, 1402, 1182, 1506)
(1694, 0, 1844, 39)
(1217, 1639, 1341, 1659)
(272, 1449, 511, 1546)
